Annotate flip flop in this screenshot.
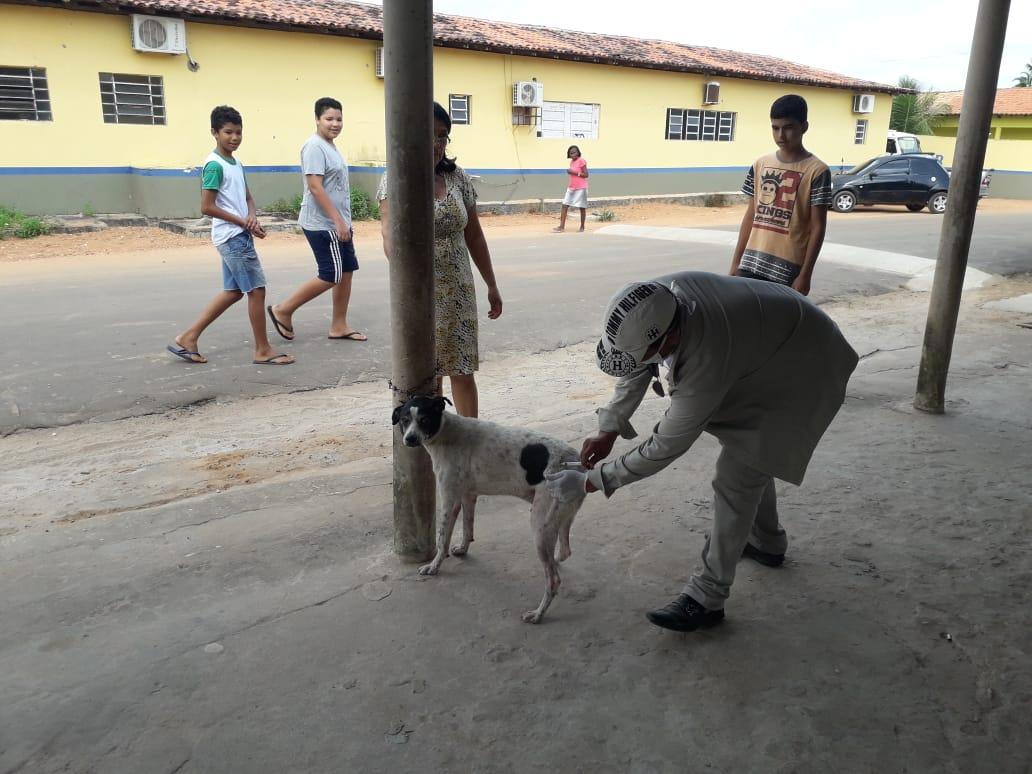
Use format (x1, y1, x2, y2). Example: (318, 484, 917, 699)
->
(327, 331, 368, 341)
(167, 344, 207, 364)
(253, 354, 295, 365)
(267, 305, 294, 341)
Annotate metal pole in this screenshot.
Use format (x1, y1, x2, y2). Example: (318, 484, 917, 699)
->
(914, 0, 1010, 413)
(383, 0, 436, 561)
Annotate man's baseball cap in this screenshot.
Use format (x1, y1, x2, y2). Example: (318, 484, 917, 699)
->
(595, 281, 678, 377)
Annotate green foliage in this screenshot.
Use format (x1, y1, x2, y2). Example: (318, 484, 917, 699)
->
(82, 203, 96, 217)
(266, 193, 303, 217)
(0, 206, 53, 239)
(15, 217, 52, 238)
(595, 208, 617, 222)
(265, 190, 380, 220)
(350, 188, 380, 220)
(890, 75, 947, 135)
(1015, 62, 1032, 88)
(0, 206, 18, 231)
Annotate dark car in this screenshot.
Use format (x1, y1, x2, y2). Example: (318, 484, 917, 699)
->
(831, 154, 951, 214)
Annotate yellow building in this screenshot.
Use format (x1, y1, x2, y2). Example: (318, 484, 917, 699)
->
(931, 88, 1032, 140)
(1, 0, 898, 216)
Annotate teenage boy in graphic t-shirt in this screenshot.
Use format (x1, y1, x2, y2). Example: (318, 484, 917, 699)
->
(729, 95, 832, 296)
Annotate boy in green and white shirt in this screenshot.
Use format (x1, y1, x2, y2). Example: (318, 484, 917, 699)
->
(167, 105, 294, 366)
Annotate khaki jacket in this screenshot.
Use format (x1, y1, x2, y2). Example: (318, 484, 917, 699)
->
(587, 272, 859, 495)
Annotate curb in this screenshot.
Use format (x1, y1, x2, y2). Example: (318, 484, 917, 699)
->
(476, 191, 749, 216)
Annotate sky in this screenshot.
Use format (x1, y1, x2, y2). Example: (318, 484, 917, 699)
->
(366, 1, 1032, 92)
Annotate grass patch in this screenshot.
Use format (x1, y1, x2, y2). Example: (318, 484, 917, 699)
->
(0, 206, 54, 239)
(264, 189, 380, 221)
(265, 193, 303, 218)
(595, 208, 617, 222)
(350, 188, 380, 221)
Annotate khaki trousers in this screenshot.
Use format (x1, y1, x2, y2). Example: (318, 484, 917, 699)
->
(684, 447, 788, 610)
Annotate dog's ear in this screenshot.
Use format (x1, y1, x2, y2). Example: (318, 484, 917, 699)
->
(433, 396, 451, 412)
(391, 405, 403, 425)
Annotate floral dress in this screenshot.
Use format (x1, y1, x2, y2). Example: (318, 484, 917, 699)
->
(376, 166, 479, 375)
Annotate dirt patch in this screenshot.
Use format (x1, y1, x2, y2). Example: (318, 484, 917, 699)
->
(0, 227, 199, 263)
(0, 204, 748, 263)
(2, 198, 1028, 264)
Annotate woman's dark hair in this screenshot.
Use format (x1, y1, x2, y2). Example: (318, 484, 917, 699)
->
(567, 145, 581, 158)
(315, 97, 342, 118)
(770, 95, 807, 124)
(433, 101, 457, 174)
(210, 105, 242, 131)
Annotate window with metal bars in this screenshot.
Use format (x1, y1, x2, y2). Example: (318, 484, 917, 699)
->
(99, 72, 165, 125)
(665, 108, 735, 141)
(449, 94, 470, 125)
(854, 119, 868, 144)
(0, 66, 52, 121)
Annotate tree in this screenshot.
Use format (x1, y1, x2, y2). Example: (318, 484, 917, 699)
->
(1015, 61, 1032, 87)
(890, 75, 947, 134)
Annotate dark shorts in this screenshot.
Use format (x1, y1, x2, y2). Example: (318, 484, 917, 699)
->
(303, 228, 358, 283)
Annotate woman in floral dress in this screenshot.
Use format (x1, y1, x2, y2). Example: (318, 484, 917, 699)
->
(376, 102, 503, 417)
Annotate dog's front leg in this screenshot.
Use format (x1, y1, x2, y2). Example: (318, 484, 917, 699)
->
(418, 500, 461, 576)
(450, 495, 477, 557)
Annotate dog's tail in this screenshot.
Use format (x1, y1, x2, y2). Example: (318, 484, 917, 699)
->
(519, 443, 550, 486)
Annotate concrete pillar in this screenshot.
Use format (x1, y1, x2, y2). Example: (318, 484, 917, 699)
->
(383, 0, 437, 560)
(915, 0, 1010, 413)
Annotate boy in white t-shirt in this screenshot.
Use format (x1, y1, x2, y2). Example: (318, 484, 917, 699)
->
(168, 105, 293, 366)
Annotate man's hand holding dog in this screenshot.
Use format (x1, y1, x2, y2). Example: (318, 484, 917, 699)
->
(581, 432, 618, 470)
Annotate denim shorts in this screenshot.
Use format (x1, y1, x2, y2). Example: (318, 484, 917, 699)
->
(217, 231, 267, 293)
(303, 228, 358, 283)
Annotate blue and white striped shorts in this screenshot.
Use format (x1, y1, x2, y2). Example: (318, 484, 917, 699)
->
(303, 227, 358, 283)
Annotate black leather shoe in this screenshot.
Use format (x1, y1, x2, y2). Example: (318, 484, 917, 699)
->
(741, 542, 785, 567)
(645, 594, 725, 632)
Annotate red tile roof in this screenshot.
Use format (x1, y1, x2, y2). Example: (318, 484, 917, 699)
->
(37, 0, 900, 92)
(933, 88, 1032, 116)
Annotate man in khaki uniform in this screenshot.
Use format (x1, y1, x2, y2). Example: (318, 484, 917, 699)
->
(546, 272, 858, 632)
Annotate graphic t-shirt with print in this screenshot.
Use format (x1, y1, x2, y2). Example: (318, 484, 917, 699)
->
(740, 152, 832, 284)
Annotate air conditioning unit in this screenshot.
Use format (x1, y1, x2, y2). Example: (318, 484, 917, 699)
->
(703, 81, 720, 105)
(130, 15, 187, 54)
(512, 81, 544, 108)
(374, 47, 384, 78)
(853, 94, 876, 114)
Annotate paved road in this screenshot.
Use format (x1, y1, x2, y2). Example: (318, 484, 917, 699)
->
(719, 206, 1032, 275)
(1, 208, 1027, 434)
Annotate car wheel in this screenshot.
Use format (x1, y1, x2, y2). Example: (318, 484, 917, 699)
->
(906, 203, 925, 212)
(833, 191, 856, 213)
(928, 192, 948, 214)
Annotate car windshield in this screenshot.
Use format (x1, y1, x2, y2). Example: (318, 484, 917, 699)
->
(843, 158, 882, 175)
(897, 136, 922, 154)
